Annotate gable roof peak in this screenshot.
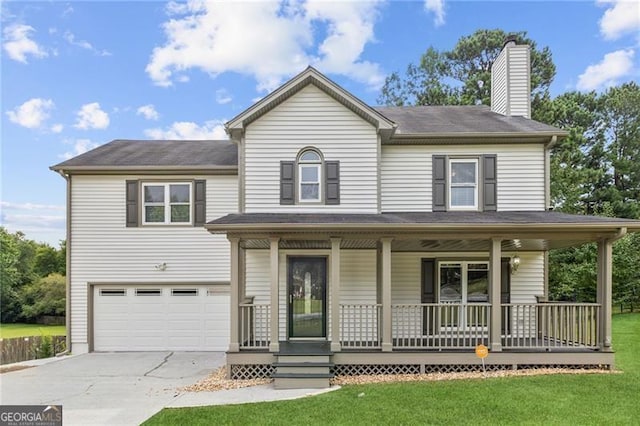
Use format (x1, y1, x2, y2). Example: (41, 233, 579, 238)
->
(225, 67, 396, 139)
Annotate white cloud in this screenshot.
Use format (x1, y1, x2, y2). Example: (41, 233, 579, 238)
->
(63, 31, 111, 56)
(0, 200, 66, 245)
(215, 89, 232, 105)
(61, 4, 74, 18)
(136, 104, 160, 120)
(577, 49, 635, 91)
(598, 0, 640, 40)
(6, 98, 54, 129)
(144, 120, 228, 140)
(305, 0, 385, 89)
(146, 0, 384, 92)
(2, 23, 48, 63)
(60, 138, 100, 159)
(0, 201, 65, 211)
(424, 0, 445, 27)
(74, 102, 110, 130)
(51, 123, 64, 133)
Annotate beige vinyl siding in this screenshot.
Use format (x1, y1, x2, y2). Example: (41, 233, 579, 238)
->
(244, 249, 376, 341)
(244, 84, 379, 213)
(491, 50, 508, 116)
(69, 174, 237, 353)
(491, 45, 530, 118)
(509, 252, 544, 303)
(381, 144, 546, 211)
(507, 46, 531, 118)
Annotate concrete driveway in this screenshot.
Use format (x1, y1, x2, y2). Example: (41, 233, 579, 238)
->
(0, 352, 225, 425)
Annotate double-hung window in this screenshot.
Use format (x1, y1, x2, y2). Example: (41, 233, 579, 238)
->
(142, 182, 192, 224)
(449, 158, 478, 210)
(298, 150, 322, 202)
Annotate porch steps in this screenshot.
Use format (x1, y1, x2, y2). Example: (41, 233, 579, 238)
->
(272, 342, 334, 389)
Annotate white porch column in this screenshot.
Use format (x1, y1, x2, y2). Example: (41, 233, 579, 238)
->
(228, 237, 240, 352)
(489, 238, 503, 352)
(330, 237, 342, 352)
(597, 239, 613, 350)
(269, 237, 280, 352)
(381, 237, 393, 352)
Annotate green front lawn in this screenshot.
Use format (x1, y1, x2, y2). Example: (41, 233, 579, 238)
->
(145, 313, 640, 425)
(0, 323, 66, 339)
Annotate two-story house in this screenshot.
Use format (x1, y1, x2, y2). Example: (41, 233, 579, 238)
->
(52, 40, 640, 389)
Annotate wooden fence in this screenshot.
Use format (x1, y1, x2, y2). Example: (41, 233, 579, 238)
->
(0, 335, 66, 365)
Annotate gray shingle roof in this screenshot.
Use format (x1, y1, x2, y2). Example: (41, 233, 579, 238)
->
(51, 139, 237, 170)
(207, 211, 640, 228)
(374, 105, 564, 135)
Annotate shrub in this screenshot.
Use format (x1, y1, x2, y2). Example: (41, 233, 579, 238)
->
(20, 273, 66, 321)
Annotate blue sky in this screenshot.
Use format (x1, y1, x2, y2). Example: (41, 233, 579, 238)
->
(1, 0, 639, 246)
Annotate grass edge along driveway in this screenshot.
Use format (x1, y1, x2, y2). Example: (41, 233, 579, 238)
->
(145, 313, 640, 425)
(0, 323, 66, 339)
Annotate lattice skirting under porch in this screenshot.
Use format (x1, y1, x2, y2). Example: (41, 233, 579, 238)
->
(230, 364, 276, 380)
(228, 362, 610, 379)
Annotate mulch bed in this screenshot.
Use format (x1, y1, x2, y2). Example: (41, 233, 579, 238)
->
(180, 366, 613, 392)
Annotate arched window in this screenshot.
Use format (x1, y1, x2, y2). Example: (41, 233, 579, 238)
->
(297, 148, 323, 202)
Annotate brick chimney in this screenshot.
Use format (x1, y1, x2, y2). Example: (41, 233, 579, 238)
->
(491, 36, 531, 119)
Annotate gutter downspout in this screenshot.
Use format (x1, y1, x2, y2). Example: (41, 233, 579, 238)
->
(544, 135, 557, 210)
(55, 169, 72, 356)
(609, 227, 627, 243)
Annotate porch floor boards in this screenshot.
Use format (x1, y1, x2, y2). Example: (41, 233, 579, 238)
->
(277, 341, 333, 355)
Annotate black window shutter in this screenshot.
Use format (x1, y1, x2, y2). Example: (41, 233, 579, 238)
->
(501, 257, 511, 334)
(422, 259, 436, 335)
(432, 155, 447, 212)
(280, 161, 295, 205)
(325, 161, 340, 205)
(483, 154, 497, 212)
(125, 180, 139, 227)
(193, 180, 206, 227)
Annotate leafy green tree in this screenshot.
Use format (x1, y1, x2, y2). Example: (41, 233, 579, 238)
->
(0, 227, 22, 322)
(543, 91, 601, 214)
(20, 273, 66, 320)
(0, 228, 66, 322)
(613, 233, 640, 311)
(589, 83, 640, 219)
(34, 245, 63, 277)
(378, 29, 556, 114)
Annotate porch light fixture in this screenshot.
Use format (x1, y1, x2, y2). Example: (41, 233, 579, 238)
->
(510, 255, 520, 274)
(154, 262, 167, 272)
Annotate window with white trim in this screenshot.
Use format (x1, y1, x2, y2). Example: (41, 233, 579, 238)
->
(449, 158, 478, 210)
(438, 261, 489, 304)
(298, 149, 322, 202)
(142, 182, 192, 224)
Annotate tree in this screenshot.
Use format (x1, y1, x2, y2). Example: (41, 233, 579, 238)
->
(590, 83, 640, 219)
(0, 227, 22, 322)
(378, 29, 556, 115)
(34, 245, 63, 277)
(20, 273, 66, 321)
(543, 91, 601, 214)
(0, 227, 66, 323)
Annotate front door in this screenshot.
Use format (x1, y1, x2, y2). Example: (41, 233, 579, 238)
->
(288, 257, 327, 338)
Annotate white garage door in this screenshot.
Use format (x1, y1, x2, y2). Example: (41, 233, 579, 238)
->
(93, 285, 230, 351)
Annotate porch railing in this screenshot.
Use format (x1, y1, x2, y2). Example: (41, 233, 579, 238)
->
(239, 303, 271, 349)
(392, 304, 491, 349)
(236, 302, 600, 351)
(340, 304, 382, 348)
(501, 303, 600, 349)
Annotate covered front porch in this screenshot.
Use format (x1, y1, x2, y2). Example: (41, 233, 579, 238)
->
(206, 212, 633, 379)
